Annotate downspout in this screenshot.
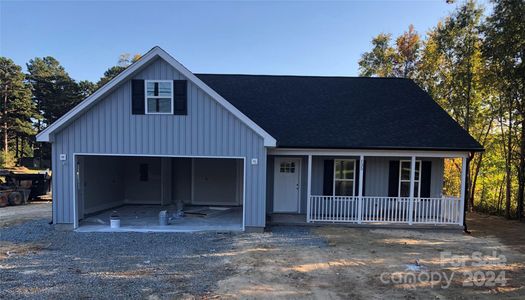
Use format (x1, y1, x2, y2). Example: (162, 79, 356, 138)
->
(463, 152, 474, 234)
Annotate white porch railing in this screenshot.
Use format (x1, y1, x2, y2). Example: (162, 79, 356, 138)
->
(308, 196, 462, 225)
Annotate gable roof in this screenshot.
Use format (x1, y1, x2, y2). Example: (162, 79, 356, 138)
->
(36, 47, 277, 147)
(196, 74, 483, 151)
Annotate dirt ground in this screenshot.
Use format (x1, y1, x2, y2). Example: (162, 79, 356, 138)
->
(1, 206, 524, 299)
(216, 213, 525, 299)
(0, 202, 51, 228)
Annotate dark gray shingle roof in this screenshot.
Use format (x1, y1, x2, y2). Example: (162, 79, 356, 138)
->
(196, 74, 483, 151)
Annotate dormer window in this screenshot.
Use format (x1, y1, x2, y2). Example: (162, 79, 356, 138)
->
(145, 80, 173, 114)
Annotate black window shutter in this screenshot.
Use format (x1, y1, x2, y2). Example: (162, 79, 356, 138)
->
(323, 159, 334, 196)
(173, 80, 187, 115)
(353, 160, 366, 196)
(131, 79, 145, 115)
(421, 161, 432, 198)
(388, 161, 400, 197)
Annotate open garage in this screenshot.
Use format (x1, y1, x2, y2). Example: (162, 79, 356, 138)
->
(74, 155, 244, 232)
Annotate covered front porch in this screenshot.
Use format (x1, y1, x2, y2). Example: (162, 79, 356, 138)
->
(268, 149, 468, 227)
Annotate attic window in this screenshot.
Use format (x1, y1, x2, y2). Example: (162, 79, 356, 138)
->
(145, 80, 173, 114)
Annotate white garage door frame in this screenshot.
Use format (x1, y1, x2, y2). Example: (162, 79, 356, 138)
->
(72, 153, 246, 231)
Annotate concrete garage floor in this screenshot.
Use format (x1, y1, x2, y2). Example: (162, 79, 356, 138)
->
(77, 205, 243, 232)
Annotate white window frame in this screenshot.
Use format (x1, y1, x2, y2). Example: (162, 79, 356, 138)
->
(333, 159, 356, 196)
(399, 160, 421, 198)
(145, 80, 174, 115)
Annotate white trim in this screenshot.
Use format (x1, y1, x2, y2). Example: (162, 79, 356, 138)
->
(269, 148, 470, 158)
(298, 159, 302, 213)
(459, 157, 467, 226)
(72, 152, 245, 159)
(357, 155, 364, 224)
(306, 155, 312, 222)
(333, 159, 356, 196)
(399, 160, 422, 198)
(242, 159, 246, 231)
(72, 153, 246, 231)
(37, 46, 277, 147)
(408, 156, 416, 225)
(145, 80, 174, 115)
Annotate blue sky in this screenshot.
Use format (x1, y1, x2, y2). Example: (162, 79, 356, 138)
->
(0, 0, 488, 82)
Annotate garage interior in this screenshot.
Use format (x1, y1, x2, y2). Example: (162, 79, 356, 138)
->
(75, 155, 244, 232)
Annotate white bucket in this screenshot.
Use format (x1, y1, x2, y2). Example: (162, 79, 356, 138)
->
(159, 211, 168, 226)
(110, 218, 120, 229)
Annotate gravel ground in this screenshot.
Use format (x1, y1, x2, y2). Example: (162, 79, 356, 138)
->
(0, 219, 326, 299)
(4, 213, 522, 299)
(0, 202, 51, 228)
(0, 219, 238, 299)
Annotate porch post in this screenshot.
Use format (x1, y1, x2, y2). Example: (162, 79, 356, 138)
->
(408, 156, 416, 225)
(307, 155, 312, 223)
(459, 156, 467, 226)
(357, 155, 364, 224)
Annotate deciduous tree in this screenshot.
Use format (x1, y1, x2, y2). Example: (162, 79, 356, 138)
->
(394, 25, 421, 78)
(483, 0, 525, 219)
(358, 33, 396, 77)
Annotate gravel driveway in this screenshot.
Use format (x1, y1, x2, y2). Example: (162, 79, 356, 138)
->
(2, 214, 524, 299)
(0, 219, 325, 299)
(0, 219, 239, 299)
(0, 202, 51, 228)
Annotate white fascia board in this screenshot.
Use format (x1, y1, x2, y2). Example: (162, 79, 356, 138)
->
(36, 47, 160, 142)
(37, 46, 277, 147)
(268, 148, 470, 158)
(156, 50, 276, 147)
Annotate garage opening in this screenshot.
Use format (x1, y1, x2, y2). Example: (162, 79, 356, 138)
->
(74, 155, 244, 232)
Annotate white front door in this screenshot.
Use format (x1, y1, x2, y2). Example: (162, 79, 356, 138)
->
(273, 157, 301, 213)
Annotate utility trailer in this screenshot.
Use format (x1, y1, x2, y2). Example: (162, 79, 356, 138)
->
(0, 169, 51, 207)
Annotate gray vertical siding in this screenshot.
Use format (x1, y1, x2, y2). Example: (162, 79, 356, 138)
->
(309, 156, 444, 197)
(52, 58, 267, 227)
(430, 158, 444, 197)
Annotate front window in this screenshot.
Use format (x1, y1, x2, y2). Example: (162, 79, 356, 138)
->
(334, 159, 355, 196)
(146, 80, 173, 114)
(280, 161, 296, 173)
(399, 160, 421, 197)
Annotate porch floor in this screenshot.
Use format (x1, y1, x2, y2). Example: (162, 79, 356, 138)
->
(269, 213, 463, 230)
(77, 205, 243, 232)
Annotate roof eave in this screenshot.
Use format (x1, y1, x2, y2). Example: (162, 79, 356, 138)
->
(275, 145, 484, 152)
(36, 46, 277, 147)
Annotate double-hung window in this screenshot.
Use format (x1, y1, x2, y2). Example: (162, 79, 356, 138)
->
(399, 160, 421, 197)
(145, 80, 173, 114)
(333, 159, 355, 196)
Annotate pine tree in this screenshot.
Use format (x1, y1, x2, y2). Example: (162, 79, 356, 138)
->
(0, 57, 38, 166)
(26, 56, 83, 128)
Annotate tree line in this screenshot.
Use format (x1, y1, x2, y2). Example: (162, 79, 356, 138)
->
(358, 0, 524, 220)
(0, 53, 140, 167)
(1, 0, 523, 220)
